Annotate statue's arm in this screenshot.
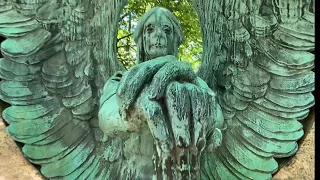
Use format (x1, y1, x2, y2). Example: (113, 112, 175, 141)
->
(98, 73, 139, 137)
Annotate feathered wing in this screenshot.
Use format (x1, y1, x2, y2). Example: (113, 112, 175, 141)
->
(194, 0, 314, 179)
(0, 0, 127, 179)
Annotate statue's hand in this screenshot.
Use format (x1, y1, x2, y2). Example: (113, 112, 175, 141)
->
(124, 79, 218, 178)
(116, 56, 174, 117)
(165, 82, 216, 178)
(148, 60, 198, 100)
(116, 55, 198, 117)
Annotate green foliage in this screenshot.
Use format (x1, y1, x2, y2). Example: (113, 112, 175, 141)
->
(117, 0, 202, 70)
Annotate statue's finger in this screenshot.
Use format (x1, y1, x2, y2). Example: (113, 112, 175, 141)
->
(205, 90, 219, 134)
(200, 88, 217, 139)
(139, 98, 174, 178)
(190, 88, 200, 147)
(140, 95, 173, 153)
(149, 61, 198, 100)
(187, 86, 206, 147)
(166, 82, 191, 148)
(186, 85, 221, 179)
(166, 82, 192, 179)
(186, 85, 206, 176)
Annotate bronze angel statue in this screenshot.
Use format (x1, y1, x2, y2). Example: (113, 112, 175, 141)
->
(0, 0, 314, 179)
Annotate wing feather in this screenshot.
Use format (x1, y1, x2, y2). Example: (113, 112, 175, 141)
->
(0, 8, 31, 25)
(26, 128, 90, 165)
(229, 127, 272, 158)
(241, 106, 303, 133)
(86, 159, 107, 179)
(195, 0, 315, 179)
(234, 117, 298, 155)
(224, 130, 278, 173)
(73, 155, 101, 180)
(58, 153, 98, 180)
(8, 108, 68, 137)
(95, 167, 110, 180)
(32, 121, 75, 146)
(1, 28, 51, 55)
(218, 144, 272, 179)
(2, 100, 59, 122)
(0, 1, 128, 179)
(40, 134, 96, 178)
(236, 114, 303, 141)
(211, 152, 240, 180)
(22, 121, 90, 162)
(253, 99, 311, 119)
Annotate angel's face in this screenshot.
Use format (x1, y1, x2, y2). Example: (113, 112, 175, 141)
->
(143, 11, 174, 60)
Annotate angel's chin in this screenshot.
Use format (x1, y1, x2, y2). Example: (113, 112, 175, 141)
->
(146, 48, 168, 59)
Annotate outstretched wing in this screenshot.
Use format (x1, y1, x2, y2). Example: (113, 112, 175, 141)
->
(194, 0, 314, 179)
(0, 0, 126, 179)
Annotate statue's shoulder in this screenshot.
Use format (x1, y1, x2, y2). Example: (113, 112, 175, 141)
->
(100, 71, 124, 106)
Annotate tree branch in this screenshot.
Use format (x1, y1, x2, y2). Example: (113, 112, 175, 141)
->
(117, 33, 133, 42)
(120, 13, 129, 21)
(117, 44, 136, 49)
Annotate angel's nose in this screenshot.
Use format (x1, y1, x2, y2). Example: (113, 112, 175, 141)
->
(155, 27, 164, 37)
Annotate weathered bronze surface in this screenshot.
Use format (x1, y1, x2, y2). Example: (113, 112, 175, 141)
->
(0, 0, 314, 179)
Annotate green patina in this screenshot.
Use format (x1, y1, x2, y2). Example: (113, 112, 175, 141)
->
(0, 0, 314, 179)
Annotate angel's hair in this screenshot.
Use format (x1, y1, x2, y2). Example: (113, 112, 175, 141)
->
(133, 7, 184, 64)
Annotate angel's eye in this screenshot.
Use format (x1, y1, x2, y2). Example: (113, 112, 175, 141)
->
(146, 25, 155, 33)
(163, 25, 172, 34)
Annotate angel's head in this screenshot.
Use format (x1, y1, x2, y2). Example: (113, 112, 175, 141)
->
(134, 7, 183, 64)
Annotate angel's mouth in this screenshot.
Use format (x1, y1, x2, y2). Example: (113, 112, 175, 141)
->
(150, 44, 166, 48)
(146, 44, 168, 58)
